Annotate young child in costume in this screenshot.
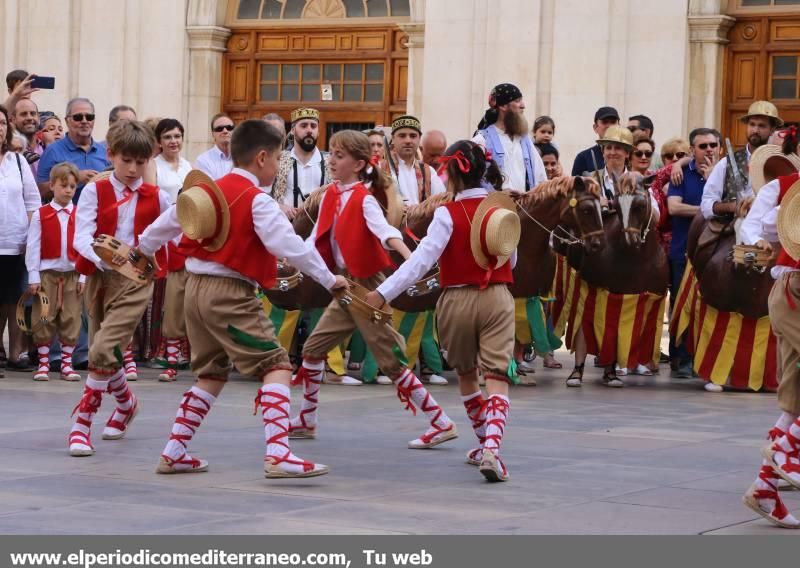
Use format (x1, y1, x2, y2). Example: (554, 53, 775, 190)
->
(292, 130, 457, 449)
(367, 140, 519, 482)
(739, 130, 800, 528)
(69, 121, 171, 456)
(138, 120, 346, 478)
(25, 162, 85, 382)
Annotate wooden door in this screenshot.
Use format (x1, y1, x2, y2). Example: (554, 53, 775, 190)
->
(724, 15, 800, 144)
(223, 26, 408, 148)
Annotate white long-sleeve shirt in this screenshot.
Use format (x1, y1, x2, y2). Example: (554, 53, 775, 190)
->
(25, 202, 86, 284)
(138, 168, 336, 290)
(74, 174, 172, 270)
(740, 178, 790, 280)
(392, 159, 446, 205)
(700, 148, 751, 220)
(307, 181, 402, 271)
(472, 130, 547, 190)
(194, 146, 233, 180)
(376, 187, 517, 302)
(0, 151, 40, 255)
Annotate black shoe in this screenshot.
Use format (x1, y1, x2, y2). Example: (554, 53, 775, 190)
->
(73, 361, 88, 371)
(7, 359, 33, 371)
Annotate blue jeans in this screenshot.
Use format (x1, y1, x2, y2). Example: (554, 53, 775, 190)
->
(49, 311, 89, 364)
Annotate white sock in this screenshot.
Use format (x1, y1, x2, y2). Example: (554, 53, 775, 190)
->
(107, 370, 134, 412)
(483, 394, 510, 455)
(296, 360, 325, 428)
(394, 368, 451, 429)
(35, 343, 50, 373)
(162, 386, 216, 461)
(61, 343, 76, 373)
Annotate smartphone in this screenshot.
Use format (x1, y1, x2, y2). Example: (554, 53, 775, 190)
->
(30, 76, 55, 90)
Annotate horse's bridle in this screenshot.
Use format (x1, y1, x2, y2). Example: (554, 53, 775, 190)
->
(516, 187, 604, 247)
(617, 185, 653, 242)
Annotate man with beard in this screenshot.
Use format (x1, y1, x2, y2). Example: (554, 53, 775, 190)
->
(385, 116, 445, 205)
(472, 83, 546, 191)
(271, 108, 331, 219)
(701, 100, 782, 219)
(12, 98, 43, 180)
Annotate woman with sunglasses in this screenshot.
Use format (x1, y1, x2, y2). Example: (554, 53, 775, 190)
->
(630, 134, 655, 176)
(649, 138, 691, 259)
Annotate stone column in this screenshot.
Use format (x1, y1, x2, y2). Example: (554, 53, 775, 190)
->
(398, 0, 426, 118)
(185, 24, 231, 161)
(686, 13, 735, 131)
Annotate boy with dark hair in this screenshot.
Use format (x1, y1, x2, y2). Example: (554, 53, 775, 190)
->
(138, 120, 346, 479)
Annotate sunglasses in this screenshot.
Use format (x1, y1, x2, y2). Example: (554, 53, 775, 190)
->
(697, 142, 719, 150)
(662, 151, 687, 161)
(212, 124, 234, 133)
(633, 150, 653, 158)
(69, 113, 95, 122)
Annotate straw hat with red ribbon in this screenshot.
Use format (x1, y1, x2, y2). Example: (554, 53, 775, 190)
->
(177, 170, 230, 252)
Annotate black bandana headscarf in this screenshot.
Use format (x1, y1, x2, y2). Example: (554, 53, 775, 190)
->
(476, 83, 523, 131)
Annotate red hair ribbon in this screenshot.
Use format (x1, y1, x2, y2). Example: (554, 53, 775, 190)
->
(778, 125, 798, 143)
(437, 150, 471, 174)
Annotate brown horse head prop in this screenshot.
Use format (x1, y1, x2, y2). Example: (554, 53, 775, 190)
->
(613, 172, 655, 249)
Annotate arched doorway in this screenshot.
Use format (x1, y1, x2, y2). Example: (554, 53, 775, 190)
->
(222, 0, 412, 148)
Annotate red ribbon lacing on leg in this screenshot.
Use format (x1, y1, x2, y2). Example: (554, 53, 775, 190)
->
(394, 371, 418, 415)
(258, 389, 314, 472)
(755, 465, 790, 520)
(481, 396, 509, 452)
(162, 391, 211, 467)
(71, 387, 103, 417)
(768, 428, 786, 442)
(463, 395, 487, 445)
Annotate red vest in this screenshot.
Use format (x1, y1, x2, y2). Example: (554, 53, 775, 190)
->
(75, 179, 167, 277)
(315, 183, 392, 279)
(439, 198, 514, 288)
(167, 241, 187, 272)
(777, 173, 800, 269)
(39, 204, 77, 262)
(180, 172, 277, 289)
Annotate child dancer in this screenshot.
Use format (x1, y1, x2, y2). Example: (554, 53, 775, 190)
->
(25, 162, 85, 382)
(138, 120, 346, 478)
(367, 140, 519, 482)
(292, 130, 457, 449)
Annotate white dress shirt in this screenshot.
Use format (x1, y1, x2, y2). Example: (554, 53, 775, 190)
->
(194, 146, 233, 180)
(282, 147, 325, 208)
(74, 174, 172, 270)
(25, 202, 85, 284)
(472, 130, 547, 190)
(740, 178, 790, 279)
(138, 168, 336, 290)
(307, 181, 402, 271)
(155, 155, 192, 204)
(376, 187, 517, 302)
(393, 159, 446, 205)
(0, 151, 40, 255)
(700, 147, 751, 219)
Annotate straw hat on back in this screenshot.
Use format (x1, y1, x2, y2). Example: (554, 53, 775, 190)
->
(470, 191, 521, 270)
(749, 144, 800, 194)
(177, 170, 230, 252)
(778, 177, 800, 261)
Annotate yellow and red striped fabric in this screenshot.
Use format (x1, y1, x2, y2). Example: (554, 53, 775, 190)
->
(553, 255, 666, 368)
(669, 263, 778, 392)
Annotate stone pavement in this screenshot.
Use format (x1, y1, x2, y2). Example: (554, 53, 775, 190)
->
(0, 355, 797, 535)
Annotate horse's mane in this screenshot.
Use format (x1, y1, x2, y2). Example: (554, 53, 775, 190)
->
(518, 176, 601, 207)
(616, 172, 645, 196)
(405, 192, 452, 225)
(298, 185, 328, 218)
